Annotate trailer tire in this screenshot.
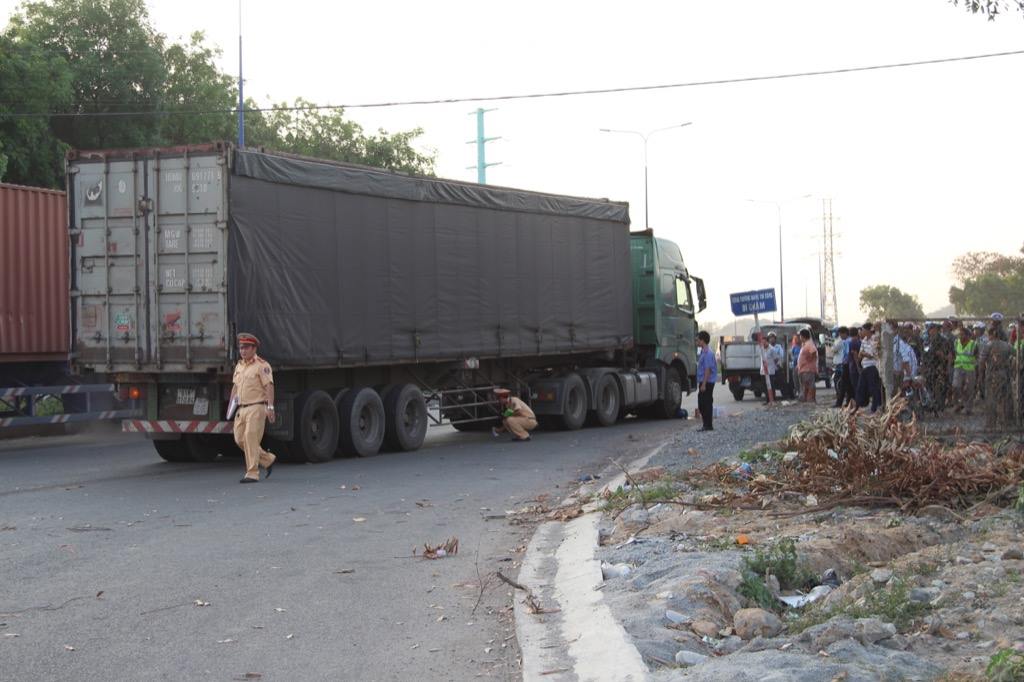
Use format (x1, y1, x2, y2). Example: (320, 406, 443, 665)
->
(153, 439, 190, 462)
(338, 387, 386, 457)
(731, 385, 745, 401)
(647, 367, 682, 419)
(559, 374, 587, 430)
(383, 383, 428, 452)
(184, 434, 221, 462)
(588, 374, 620, 427)
(292, 390, 340, 463)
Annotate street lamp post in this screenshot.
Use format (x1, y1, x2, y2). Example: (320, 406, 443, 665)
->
(599, 122, 693, 229)
(745, 194, 812, 322)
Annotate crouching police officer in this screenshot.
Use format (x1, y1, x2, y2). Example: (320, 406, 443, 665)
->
(231, 333, 277, 483)
(491, 388, 537, 442)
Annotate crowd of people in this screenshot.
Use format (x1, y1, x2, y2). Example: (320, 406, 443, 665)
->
(827, 313, 1022, 428)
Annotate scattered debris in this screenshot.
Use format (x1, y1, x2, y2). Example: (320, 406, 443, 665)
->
(63, 645, 75, 651)
(334, 568, 355, 575)
(193, 599, 210, 607)
(352, 517, 366, 523)
(66, 526, 112, 532)
(217, 638, 236, 644)
(418, 537, 459, 559)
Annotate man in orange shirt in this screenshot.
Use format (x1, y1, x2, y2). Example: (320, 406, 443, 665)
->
(797, 328, 819, 403)
(230, 333, 277, 483)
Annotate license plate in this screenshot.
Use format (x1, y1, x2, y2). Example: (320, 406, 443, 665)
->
(192, 398, 209, 416)
(176, 388, 196, 405)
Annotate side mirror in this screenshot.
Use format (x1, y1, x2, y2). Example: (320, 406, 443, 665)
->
(693, 277, 707, 313)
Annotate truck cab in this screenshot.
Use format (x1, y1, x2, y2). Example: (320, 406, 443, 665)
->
(630, 231, 706, 392)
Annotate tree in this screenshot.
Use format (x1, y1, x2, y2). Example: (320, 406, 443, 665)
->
(0, 33, 72, 186)
(1, 0, 434, 187)
(950, 0, 1024, 19)
(11, 0, 167, 150)
(246, 99, 435, 175)
(858, 285, 924, 321)
(948, 245, 1024, 315)
(158, 31, 237, 146)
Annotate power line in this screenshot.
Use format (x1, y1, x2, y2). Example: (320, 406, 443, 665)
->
(1, 48, 1022, 119)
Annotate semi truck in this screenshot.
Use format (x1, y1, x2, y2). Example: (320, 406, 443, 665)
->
(67, 143, 705, 462)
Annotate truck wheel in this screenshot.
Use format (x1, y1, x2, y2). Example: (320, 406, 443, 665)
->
(153, 439, 190, 462)
(293, 389, 340, 463)
(648, 367, 682, 419)
(560, 374, 587, 430)
(338, 387, 385, 457)
(731, 386, 745, 401)
(183, 434, 220, 462)
(383, 383, 428, 452)
(588, 374, 621, 427)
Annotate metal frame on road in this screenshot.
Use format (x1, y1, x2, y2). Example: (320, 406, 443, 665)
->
(0, 384, 140, 428)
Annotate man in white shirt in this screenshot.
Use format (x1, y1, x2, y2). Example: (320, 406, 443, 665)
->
(854, 322, 883, 413)
(893, 323, 918, 387)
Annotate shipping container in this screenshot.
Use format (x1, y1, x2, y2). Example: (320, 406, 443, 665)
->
(0, 183, 69, 366)
(68, 144, 633, 373)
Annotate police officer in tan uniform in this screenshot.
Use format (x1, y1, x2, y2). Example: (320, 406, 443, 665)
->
(491, 388, 537, 442)
(230, 333, 277, 483)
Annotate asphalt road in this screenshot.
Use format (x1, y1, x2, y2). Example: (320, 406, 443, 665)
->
(0, 394, 746, 682)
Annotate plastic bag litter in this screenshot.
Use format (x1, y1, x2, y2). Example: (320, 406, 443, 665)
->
(778, 584, 833, 608)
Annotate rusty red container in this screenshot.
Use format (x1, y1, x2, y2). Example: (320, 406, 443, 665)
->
(0, 182, 69, 362)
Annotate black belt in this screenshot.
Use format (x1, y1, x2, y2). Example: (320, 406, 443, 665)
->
(239, 402, 267, 408)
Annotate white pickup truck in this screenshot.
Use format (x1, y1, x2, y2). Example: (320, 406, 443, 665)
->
(718, 323, 806, 401)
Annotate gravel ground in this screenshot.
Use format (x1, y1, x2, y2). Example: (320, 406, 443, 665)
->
(651, 398, 825, 472)
(590, 391, 1024, 681)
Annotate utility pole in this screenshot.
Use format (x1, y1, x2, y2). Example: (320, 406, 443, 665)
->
(821, 198, 838, 323)
(467, 108, 500, 184)
(237, 0, 244, 147)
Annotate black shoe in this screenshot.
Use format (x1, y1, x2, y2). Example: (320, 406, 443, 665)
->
(240, 477, 258, 484)
(696, 427, 714, 432)
(513, 436, 532, 442)
(265, 462, 274, 478)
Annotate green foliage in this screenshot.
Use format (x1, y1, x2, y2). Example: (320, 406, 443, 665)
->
(0, 32, 72, 186)
(34, 395, 64, 416)
(858, 285, 925, 321)
(246, 98, 434, 175)
(739, 448, 783, 464)
(948, 247, 1024, 317)
(986, 648, 1024, 681)
(601, 481, 677, 511)
(789, 578, 930, 634)
(738, 571, 779, 611)
(158, 31, 237, 145)
(950, 0, 1024, 21)
(741, 537, 816, 591)
(1014, 483, 1024, 513)
(0, 0, 434, 187)
(12, 0, 167, 150)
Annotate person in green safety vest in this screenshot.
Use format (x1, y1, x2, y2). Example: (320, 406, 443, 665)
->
(952, 325, 978, 414)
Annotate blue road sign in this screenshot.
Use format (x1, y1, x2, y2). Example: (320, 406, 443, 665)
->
(730, 288, 778, 316)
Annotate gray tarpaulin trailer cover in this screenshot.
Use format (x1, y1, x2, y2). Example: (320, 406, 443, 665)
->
(228, 149, 634, 368)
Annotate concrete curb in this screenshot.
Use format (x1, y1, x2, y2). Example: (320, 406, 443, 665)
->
(514, 443, 668, 681)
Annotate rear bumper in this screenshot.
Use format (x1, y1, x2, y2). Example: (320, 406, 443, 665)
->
(122, 419, 232, 435)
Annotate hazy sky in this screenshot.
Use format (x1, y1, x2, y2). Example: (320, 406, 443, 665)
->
(5, 0, 1023, 326)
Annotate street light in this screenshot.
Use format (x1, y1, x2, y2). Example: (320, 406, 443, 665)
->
(599, 122, 693, 229)
(745, 194, 812, 322)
